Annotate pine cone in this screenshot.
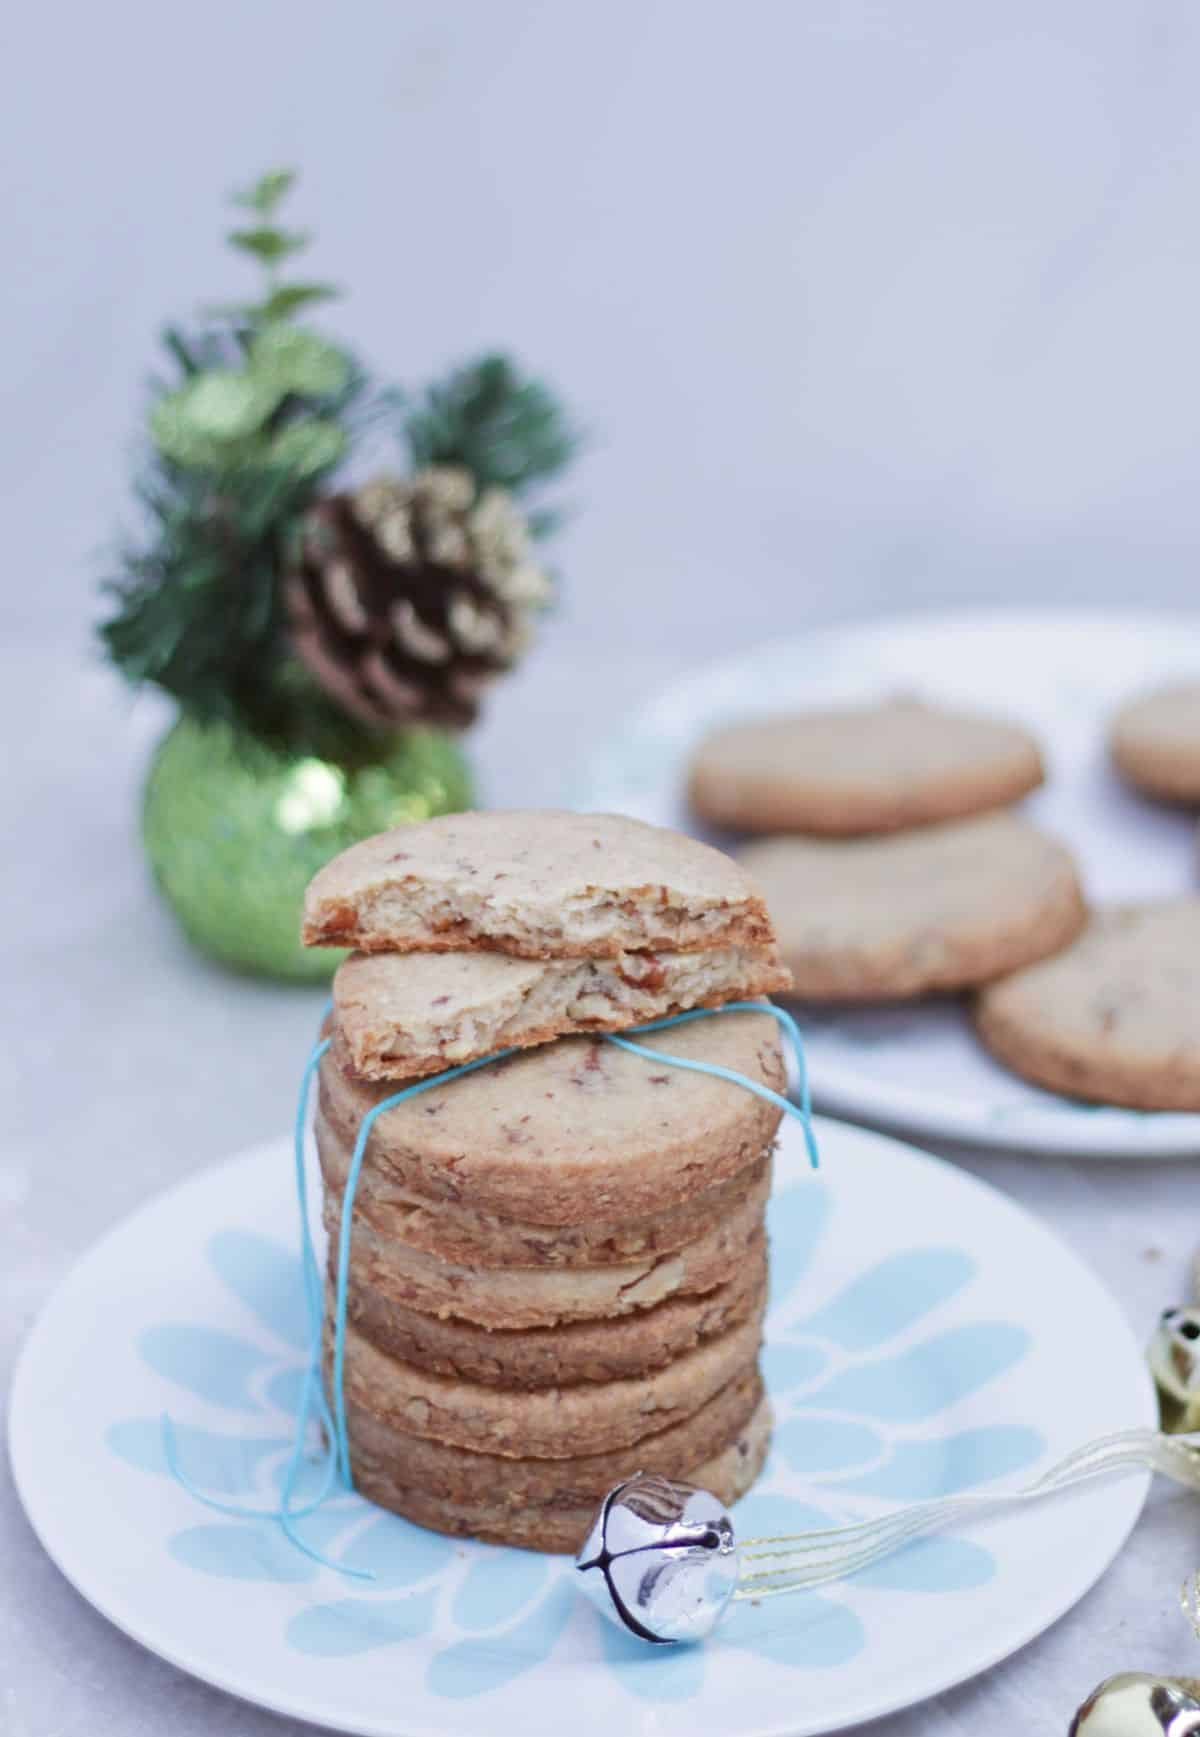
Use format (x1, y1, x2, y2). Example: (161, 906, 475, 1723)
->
(284, 467, 551, 730)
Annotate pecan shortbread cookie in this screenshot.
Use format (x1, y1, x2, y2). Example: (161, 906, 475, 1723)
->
(975, 900, 1200, 1109)
(689, 698, 1044, 835)
(739, 813, 1084, 999)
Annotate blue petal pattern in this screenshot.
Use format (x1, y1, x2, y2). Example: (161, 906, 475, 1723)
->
(760, 1339, 829, 1391)
(453, 1548, 548, 1630)
(338, 1513, 456, 1588)
(850, 1536, 995, 1592)
(598, 1617, 707, 1702)
(288, 1589, 438, 1657)
(428, 1583, 576, 1698)
(720, 1593, 866, 1668)
(805, 1323, 1031, 1422)
(774, 1414, 884, 1474)
(106, 1418, 287, 1491)
(734, 1489, 835, 1536)
(139, 1324, 271, 1410)
(799, 1249, 977, 1351)
(208, 1230, 309, 1350)
(830, 1427, 1045, 1499)
(171, 1520, 318, 1583)
(265, 1365, 307, 1415)
(766, 1181, 831, 1312)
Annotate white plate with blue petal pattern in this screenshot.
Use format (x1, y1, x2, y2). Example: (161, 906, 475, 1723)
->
(576, 608, 1200, 1158)
(10, 1117, 1155, 1735)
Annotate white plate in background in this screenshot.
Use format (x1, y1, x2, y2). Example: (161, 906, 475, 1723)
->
(577, 608, 1200, 1157)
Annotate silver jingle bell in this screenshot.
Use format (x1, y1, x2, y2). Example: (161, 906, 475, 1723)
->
(1070, 1673, 1200, 1736)
(1149, 1307, 1200, 1431)
(574, 1473, 739, 1645)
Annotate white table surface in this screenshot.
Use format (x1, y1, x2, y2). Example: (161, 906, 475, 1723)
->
(3, 607, 1199, 1737)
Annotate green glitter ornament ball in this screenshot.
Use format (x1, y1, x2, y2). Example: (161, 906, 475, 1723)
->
(141, 717, 473, 981)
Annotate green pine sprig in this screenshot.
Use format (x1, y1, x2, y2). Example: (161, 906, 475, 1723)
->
(404, 353, 581, 515)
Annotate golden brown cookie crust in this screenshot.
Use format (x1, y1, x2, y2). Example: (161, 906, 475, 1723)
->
(346, 1395, 773, 1554)
(974, 900, 1200, 1109)
(323, 1174, 770, 1330)
(341, 1372, 766, 1550)
(331, 1310, 762, 1459)
(318, 1117, 770, 1269)
(689, 699, 1044, 835)
(739, 813, 1085, 999)
(342, 1254, 767, 1388)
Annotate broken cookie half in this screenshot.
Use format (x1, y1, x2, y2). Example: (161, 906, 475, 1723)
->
(333, 942, 792, 1080)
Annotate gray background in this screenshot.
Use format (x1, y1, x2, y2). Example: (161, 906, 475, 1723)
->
(3, 3, 1200, 1733)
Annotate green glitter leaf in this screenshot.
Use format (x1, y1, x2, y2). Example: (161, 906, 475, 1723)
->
(228, 226, 310, 265)
(231, 167, 297, 216)
(265, 418, 346, 475)
(259, 283, 340, 321)
(151, 371, 281, 463)
(248, 325, 350, 398)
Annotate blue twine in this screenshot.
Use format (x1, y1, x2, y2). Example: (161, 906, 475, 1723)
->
(606, 1001, 820, 1172)
(163, 1000, 818, 1579)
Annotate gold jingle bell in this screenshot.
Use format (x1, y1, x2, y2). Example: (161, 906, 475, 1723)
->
(1070, 1673, 1200, 1735)
(1149, 1307, 1200, 1434)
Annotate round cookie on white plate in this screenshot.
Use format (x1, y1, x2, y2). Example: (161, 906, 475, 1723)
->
(688, 697, 1044, 835)
(738, 812, 1085, 1000)
(975, 899, 1200, 1110)
(1110, 681, 1200, 804)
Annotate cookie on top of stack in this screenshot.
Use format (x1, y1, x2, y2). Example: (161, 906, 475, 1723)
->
(302, 810, 793, 1552)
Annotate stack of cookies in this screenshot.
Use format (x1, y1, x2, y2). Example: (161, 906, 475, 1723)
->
(302, 810, 793, 1551)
